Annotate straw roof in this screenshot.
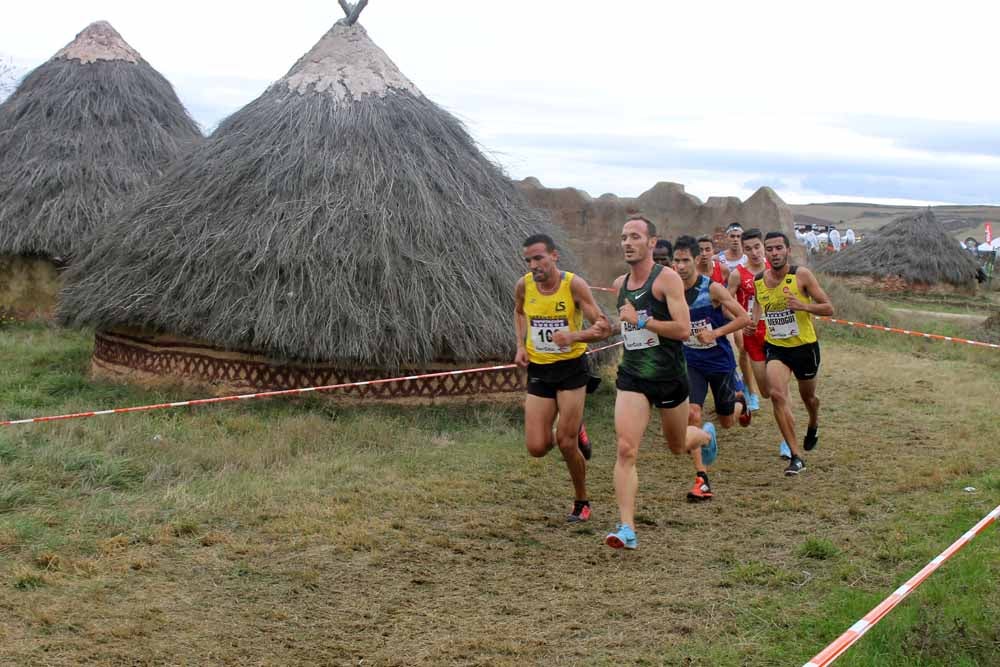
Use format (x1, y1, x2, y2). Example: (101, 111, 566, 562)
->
(816, 210, 979, 286)
(59, 17, 562, 368)
(0, 21, 201, 259)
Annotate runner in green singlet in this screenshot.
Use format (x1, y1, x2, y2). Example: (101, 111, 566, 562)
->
(604, 216, 717, 551)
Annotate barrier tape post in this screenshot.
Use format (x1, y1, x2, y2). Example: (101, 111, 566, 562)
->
(0, 342, 624, 428)
(804, 504, 1000, 667)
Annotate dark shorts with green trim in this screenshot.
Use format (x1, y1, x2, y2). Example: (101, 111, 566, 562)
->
(526, 355, 590, 399)
(765, 341, 821, 381)
(615, 370, 689, 409)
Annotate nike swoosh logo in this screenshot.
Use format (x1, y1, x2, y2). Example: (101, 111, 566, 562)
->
(632, 291, 646, 300)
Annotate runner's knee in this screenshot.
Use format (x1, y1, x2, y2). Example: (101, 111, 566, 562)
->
(555, 421, 579, 446)
(555, 432, 579, 455)
(616, 438, 639, 462)
(525, 436, 551, 458)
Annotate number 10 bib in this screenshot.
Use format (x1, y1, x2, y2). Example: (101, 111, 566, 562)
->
(530, 317, 570, 353)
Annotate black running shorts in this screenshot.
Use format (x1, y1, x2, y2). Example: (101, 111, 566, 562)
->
(687, 366, 737, 415)
(764, 341, 821, 381)
(615, 370, 689, 409)
(526, 355, 590, 399)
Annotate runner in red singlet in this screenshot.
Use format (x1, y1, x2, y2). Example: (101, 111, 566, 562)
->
(697, 236, 729, 285)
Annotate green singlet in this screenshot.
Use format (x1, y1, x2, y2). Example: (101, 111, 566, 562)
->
(616, 263, 686, 382)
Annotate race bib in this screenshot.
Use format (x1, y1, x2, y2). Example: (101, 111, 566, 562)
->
(530, 317, 570, 353)
(764, 308, 800, 339)
(622, 310, 660, 350)
(685, 317, 716, 349)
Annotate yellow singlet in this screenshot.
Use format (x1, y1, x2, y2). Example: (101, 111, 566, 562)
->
(753, 266, 818, 347)
(524, 271, 587, 364)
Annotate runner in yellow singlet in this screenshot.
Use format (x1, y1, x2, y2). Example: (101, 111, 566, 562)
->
(514, 234, 611, 523)
(752, 232, 834, 476)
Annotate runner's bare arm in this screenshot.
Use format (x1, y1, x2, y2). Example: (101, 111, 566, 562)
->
(513, 278, 529, 366)
(560, 276, 611, 344)
(609, 274, 626, 334)
(646, 268, 690, 341)
(726, 268, 741, 297)
(789, 267, 834, 316)
(709, 282, 750, 338)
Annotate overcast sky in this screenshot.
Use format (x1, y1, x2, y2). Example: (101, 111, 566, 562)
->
(3, 0, 1000, 205)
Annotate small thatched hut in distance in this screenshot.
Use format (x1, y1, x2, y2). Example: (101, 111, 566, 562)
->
(816, 210, 980, 295)
(0, 20, 201, 318)
(59, 7, 565, 401)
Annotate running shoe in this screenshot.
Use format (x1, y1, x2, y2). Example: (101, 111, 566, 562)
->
(605, 523, 638, 550)
(779, 440, 791, 460)
(687, 476, 713, 502)
(737, 394, 752, 427)
(567, 501, 591, 523)
(577, 423, 592, 461)
(747, 393, 761, 412)
(804, 426, 819, 452)
(784, 455, 805, 476)
(701, 422, 718, 466)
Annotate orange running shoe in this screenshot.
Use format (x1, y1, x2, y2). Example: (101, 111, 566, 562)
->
(686, 476, 714, 502)
(567, 500, 591, 523)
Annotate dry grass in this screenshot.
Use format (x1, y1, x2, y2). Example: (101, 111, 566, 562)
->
(0, 55, 200, 259)
(57, 85, 569, 368)
(0, 325, 998, 665)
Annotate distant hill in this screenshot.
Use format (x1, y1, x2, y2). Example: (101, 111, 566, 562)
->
(791, 203, 1000, 242)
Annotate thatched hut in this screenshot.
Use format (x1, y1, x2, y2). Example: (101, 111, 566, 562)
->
(815, 210, 979, 295)
(59, 6, 565, 401)
(0, 20, 201, 318)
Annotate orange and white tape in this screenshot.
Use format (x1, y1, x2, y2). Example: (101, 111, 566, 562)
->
(804, 504, 1000, 667)
(0, 342, 624, 427)
(813, 316, 1000, 350)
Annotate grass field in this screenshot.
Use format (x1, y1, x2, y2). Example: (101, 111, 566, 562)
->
(1, 316, 999, 666)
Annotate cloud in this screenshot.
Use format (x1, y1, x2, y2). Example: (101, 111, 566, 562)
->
(479, 126, 1000, 205)
(839, 115, 1000, 158)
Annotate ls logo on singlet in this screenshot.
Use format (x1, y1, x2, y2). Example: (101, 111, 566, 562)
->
(555, 301, 566, 312)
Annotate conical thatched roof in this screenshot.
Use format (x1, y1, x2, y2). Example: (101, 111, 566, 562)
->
(0, 21, 202, 259)
(816, 210, 979, 286)
(59, 18, 562, 368)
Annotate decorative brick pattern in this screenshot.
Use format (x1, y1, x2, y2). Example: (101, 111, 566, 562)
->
(93, 332, 524, 399)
